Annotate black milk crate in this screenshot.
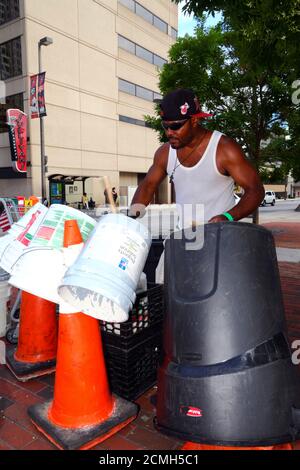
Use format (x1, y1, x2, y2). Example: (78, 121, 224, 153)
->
(144, 238, 165, 283)
(103, 332, 162, 401)
(100, 283, 164, 348)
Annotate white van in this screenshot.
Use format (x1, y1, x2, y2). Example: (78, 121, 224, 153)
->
(261, 191, 276, 206)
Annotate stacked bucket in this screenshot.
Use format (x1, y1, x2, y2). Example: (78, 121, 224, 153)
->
(0, 203, 152, 449)
(155, 222, 300, 449)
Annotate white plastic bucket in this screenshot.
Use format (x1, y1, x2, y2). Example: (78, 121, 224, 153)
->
(0, 203, 48, 274)
(0, 203, 48, 262)
(9, 205, 96, 303)
(58, 213, 151, 323)
(0, 268, 10, 337)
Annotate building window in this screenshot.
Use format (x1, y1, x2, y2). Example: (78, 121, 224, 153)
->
(119, 115, 148, 127)
(171, 27, 178, 40)
(119, 78, 136, 96)
(118, 34, 167, 69)
(118, 35, 135, 54)
(136, 85, 153, 101)
(119, 0, 169, 36)
(153, 92, 163, 102)
(0, 37, 22, 80)
(118, 78, 162, 102)
(6, 91, 23, 110)
(135, 3, 152, 24)
(153, 54, 166, 69)
(0, 0, 19, 26)
(119, 0, 135, 12)
(0, 92, 23, 133)
(153, 15, 168, 34)
(119, 115, 152, 128)
(136, 44, 153, 63)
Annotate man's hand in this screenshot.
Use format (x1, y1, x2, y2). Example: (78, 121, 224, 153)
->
(208, 214, 229, 223)
(128, 203, 146, 219)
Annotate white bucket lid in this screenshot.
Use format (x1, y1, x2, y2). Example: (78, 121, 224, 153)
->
(9, 248, 66, 303)
(58, 283, 130, 323)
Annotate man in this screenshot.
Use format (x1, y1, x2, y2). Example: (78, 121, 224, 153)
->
(82, 192, 89, 209)
(112, 187, 118, 205)
(89, 196, 96, 209)
(130, 88, 264, 225)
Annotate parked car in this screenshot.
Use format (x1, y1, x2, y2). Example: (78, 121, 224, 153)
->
(261, 191, 276, 206)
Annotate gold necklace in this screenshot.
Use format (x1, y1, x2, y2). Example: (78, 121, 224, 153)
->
(169, 130, 207, 184)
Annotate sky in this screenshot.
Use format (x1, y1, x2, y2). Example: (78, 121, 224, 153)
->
(178, 5, 223, 37)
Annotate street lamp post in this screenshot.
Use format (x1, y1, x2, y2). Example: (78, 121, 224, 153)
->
(38, 36, 53, 202)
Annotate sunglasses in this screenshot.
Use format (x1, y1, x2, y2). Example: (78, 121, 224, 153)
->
(161, 119, 189, 131)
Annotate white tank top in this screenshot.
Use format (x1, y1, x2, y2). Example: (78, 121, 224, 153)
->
(167, 131, 235, 226)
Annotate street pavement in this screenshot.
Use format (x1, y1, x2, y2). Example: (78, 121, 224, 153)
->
(258, 199, 300, 263)
(255, 198, 300, 223)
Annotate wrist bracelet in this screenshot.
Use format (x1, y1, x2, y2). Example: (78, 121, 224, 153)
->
(222, 212, 234, 222)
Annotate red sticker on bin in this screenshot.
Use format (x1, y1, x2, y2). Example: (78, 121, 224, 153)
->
(180, 406, 202, 417)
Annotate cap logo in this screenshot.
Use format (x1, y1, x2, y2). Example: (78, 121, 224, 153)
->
(180, 102, 190, 115)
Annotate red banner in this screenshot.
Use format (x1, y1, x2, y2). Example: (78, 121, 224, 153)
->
(6, 109, 27, 173)
(30, 74, 39, 119)
(30, 72, 47, 119)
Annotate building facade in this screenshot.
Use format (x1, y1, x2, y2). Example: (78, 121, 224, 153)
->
(0, 0, 178, 204)
(291, 181, 300, 198)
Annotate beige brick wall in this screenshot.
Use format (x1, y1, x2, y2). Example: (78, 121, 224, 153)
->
(0, 0, 177, 202)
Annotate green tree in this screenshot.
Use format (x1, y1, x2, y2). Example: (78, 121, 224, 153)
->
(260, 103, 300, 184)
(146, 24, 295, 172)
(287, 110, 300, 181)
(171, 0, 300, 178)
(174, 0, 299, 70)
(146, 0, 300, 180)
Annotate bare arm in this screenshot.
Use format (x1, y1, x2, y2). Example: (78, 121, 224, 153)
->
(209, 136, 265, 222)
(129, 144, 168, 216)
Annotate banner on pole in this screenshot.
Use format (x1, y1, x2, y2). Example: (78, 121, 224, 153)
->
(30, 74, 39, 119)
(38, 72, 47, 117)
(30, 72, 47, 119)
(6, 109, 27, 173)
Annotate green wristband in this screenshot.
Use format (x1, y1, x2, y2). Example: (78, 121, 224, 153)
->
(222, 212, 234, 221)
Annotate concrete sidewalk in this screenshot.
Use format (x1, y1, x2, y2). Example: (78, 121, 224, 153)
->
(0, 222, 299, 450)
(262, 223, 300, 351)
(264, 222, 300, 262)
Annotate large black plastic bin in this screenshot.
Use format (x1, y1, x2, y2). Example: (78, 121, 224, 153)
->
(155, 222, 300, 446)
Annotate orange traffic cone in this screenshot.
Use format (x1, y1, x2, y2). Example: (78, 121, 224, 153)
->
(181, 442, 293, 451)
(6, 291, 57, 381)
(28, 220, 138, 450)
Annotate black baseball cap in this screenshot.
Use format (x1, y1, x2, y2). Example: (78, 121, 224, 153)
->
(160, 88, 213, 121)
